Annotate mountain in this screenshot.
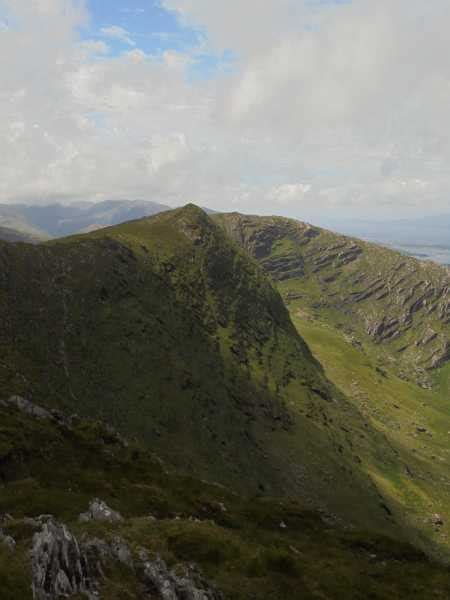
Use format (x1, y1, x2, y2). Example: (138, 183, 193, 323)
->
(0, 199, 170, 239)
(214, 213, 450, 381)
(2, 205, 450, 597)
(0, 226, 43, 244)
(0, 204, 401, 535)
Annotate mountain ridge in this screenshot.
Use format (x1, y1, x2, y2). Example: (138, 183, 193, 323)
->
(214, 212, 450, 380)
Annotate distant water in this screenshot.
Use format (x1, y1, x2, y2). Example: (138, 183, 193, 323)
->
(388, 244, 450, 267)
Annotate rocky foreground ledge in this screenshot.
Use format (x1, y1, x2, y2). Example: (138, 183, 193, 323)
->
(30, 510, 222, 600)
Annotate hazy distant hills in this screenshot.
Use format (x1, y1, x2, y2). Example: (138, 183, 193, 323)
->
(317, 214, 450, 265)
(0, 199, 170, 240)
(318, 214, 450, 246)
(0, 225, 43, 243)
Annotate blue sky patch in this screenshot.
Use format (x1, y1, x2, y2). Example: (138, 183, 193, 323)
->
(81, 0, 233, 80)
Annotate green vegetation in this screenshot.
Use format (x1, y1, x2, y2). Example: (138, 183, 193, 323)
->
(215, 212, 450, 381)
(2, 401, 450, 599)
(215, 211, 450, 561)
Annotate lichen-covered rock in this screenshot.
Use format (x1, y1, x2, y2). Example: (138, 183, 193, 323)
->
(79, 499, 123, 523)
(138, 549, 223, 600)
(31, 519, 96, 600)
(83, 536, 133, 568)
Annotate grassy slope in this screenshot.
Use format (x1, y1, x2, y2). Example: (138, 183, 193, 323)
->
(215, 212, 450, 560)
(295, 318, 450, 561)
(2, 402, 450, 600)
(0, 205, 399, 533)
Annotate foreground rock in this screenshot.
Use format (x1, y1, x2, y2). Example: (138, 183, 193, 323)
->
(79, 498, 123, 523)
(138, 549, 223, 600)
(31, 519, 96, 600)
(31, 517, 221, 599)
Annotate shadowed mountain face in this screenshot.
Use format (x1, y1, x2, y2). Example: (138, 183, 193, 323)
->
(215, 213, 450, 383)
(0, 199, 170, 239)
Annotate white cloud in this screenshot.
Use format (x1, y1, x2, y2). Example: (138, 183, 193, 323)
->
(0, 0, 450, 219)
(269, 184, 312, 206)
(100, 25, 136, 47)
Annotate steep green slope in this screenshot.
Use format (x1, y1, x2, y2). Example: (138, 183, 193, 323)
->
(294, 318, 450, 559)
(3, 399, 450, 600)
(215, 212, 450, 559)
(0, 205, 399, 533)
(215, 213, 450, 385)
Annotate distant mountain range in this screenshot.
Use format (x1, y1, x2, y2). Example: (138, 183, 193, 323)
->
(0, 225, 42, 243)
(0, 199, 170, 240)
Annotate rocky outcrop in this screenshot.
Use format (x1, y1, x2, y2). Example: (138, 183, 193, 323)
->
(31, 519, 96, 600)
(1, 396, 128, 449)
(138, 549, 223, 600)
(430, 341, 450, 369)
(79, 499, 123, 524)
(31, 517, 222, 600)
(0, 396, 54, 421)
(261, 255, 305, 281)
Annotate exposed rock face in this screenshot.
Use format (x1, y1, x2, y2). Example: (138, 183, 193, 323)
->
(79, 499, 123, 524)
(215, 212, 450, 374)
(216, 214, 315, 282)
(31, 519, 96, 600)
(31, 517, 222, 600)
(138, 549, 223, 600)
(262, 255, 305, 281)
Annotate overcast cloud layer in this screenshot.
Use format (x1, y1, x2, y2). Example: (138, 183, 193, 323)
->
(0, 0, 449, 219)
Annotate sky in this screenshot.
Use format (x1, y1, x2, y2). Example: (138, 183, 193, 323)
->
(0, 0, 450, 221)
